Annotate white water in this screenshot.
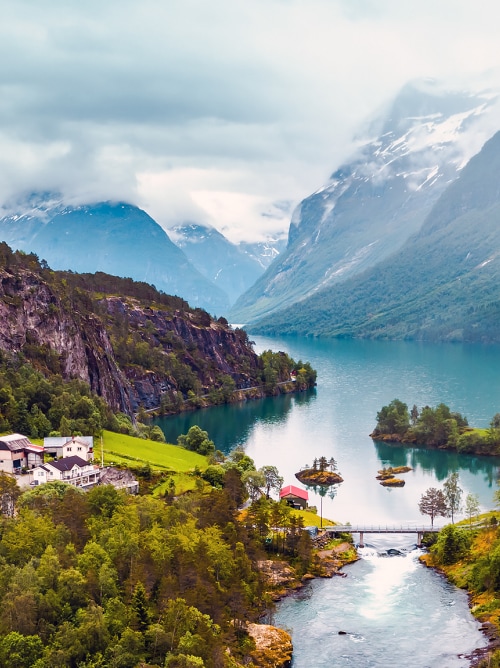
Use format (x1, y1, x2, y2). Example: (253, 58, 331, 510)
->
(274, 535, 486, 667)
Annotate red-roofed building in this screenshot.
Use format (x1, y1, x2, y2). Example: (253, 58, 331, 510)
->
(279, 484, 309, 510)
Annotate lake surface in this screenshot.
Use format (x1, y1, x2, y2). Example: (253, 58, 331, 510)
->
(156, 337, 500, 525)
(156, 337, 500, 666)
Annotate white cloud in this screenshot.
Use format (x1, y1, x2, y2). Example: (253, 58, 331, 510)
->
(1, 0, 500, 240)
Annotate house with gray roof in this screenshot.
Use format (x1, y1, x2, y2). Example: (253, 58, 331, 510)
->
(43, 436, 94, 461)
(0, 433, 44, 474)
(30, 455, 100, 489)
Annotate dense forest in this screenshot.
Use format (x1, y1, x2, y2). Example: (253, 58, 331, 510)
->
(0, 440, 323, 668)
(371, 399, 500, 455)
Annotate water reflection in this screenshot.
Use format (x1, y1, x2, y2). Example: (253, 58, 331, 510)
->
(373, 440, 500, 486)
(155, 388, 316, 454)
(154, 337, 500, 522)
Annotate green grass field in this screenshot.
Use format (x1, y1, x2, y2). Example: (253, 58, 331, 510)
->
(100, 430, 208, 472)
(292, 508, 334, 528)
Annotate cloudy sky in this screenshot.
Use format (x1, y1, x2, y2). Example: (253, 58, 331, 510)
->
(1, 0, 500, 242)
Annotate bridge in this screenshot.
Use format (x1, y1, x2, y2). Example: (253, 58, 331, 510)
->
(323, 524, 441, 547)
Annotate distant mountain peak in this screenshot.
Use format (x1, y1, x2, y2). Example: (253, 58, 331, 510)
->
(0, 197, 230, 313)
(230, 82, 499, 325)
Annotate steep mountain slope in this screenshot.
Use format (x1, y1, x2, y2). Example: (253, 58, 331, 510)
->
(170, 223, 268, 305)
(0, 199, 230, 314)
(237, 237, 287, 270)
(230, 81, 498, 324)
(0, 244, 274, 415)
(251, 130, 500, 343)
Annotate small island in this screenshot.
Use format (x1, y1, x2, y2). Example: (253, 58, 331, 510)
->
(376, 465, 411, 487)
(295, 456, 344, 486)
(379, 477, 405, 487)
(370, 399, 500, 457)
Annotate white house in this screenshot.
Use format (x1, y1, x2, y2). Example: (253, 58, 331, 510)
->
(31, 455, 100, 489)
(0, 434, 44, 474)
(43, 436, 94, 462)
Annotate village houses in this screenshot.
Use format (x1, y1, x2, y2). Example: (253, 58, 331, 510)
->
(0, 432, 138, 493)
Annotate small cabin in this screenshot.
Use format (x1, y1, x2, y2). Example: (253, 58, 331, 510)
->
(279, 484, 309, 510)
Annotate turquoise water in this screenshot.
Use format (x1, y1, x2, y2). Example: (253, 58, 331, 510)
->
(155, 337, 500, 666)
(156, 337, 500, 525)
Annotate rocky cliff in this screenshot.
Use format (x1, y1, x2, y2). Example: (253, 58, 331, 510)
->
(0, 245, 269, 416)
(0, 258, 134, 414)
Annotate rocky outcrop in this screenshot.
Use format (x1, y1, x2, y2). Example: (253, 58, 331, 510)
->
(295, 469, 344, 486)
(0, 266, 134, 414)
(103, 295, 262, 401)
(247, 623, 293, 668)
(0, 255, 269, 416)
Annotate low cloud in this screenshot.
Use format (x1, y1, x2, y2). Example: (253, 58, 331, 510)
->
(1, 0, 500, 241)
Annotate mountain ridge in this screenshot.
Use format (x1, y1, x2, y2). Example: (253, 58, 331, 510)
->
(230, 82, 499, 325)
(0, 199, 230, 314)
(249, 130, 500, 342)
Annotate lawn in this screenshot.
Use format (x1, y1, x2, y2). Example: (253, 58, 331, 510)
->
(100, 430, 208, 472)
(292, 508, 335, 528)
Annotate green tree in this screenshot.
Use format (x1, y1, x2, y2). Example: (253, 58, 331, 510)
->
(259, 465, 284, 499)
(318, 456, 328, 472)
(375, 399, 410, 436)
(0, 471, 22, 517)
(443, 472, 463, 523)
(464, 493, 481, 528)
(0, 631, 43, 668)
(418, 488, 448, 527)
(410, 404, 419, 425)
(242, 469, 266, 502)
(131, 581, 150, 631)
(432, 524, 471, 565)
(177, 426, 215, 455)
(149, 425, 166, 442)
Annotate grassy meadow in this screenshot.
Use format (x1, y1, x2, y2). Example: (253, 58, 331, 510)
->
(100, 430, 208, 472)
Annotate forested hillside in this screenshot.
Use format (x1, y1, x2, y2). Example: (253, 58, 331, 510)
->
(0, 465, 306, 667)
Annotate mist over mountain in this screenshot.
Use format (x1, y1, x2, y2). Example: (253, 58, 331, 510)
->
(230, 81, 499, 325)
(250, 129, 500, 342)
(169, 223, 285, 306)
(169, 223, 286, 304)
(0, 199, 230, 314)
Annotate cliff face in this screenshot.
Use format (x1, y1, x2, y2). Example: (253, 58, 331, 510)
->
(0, 256, 266, 415)
(0, 266, 134, 414)
(102, 296, 263, 410)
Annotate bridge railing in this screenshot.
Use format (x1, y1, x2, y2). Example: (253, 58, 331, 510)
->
(323, 525, 440, 533)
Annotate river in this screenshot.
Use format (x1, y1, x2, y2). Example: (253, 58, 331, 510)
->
(155, 337, 500, 666)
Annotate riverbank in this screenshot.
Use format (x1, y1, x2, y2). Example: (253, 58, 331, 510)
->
(419, 520, 500, 667)
(145, 379, 312, 418)
(259, 533, 358, 602)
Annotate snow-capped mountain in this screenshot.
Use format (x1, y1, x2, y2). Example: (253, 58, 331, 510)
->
(252, 128, 500, 342)
(230, 80, 499, 324)
(238, 237, 287, 270)
(170, 223, 286, 305)
(0, 197, 230, 314)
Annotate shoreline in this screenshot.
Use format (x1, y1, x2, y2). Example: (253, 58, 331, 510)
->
(419, 554, 500, 667)
(268, 536, 499, 667)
